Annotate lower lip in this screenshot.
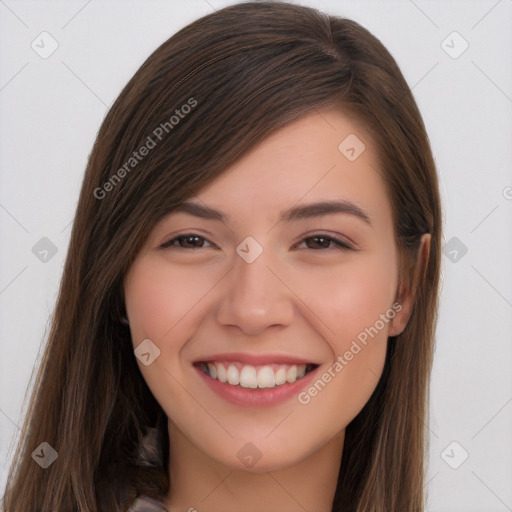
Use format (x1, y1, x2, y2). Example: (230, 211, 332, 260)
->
(194, 364, 320, 407)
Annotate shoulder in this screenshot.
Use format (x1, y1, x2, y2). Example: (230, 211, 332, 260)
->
(127, 494, 169, 511)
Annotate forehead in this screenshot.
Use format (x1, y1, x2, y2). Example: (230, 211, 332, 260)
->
(193, 108, 391, 227)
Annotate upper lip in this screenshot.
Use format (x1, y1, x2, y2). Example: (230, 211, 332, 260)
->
(194, 352, 318, 366)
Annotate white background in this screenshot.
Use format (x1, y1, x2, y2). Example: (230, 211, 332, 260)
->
(1, 1, 511, 510)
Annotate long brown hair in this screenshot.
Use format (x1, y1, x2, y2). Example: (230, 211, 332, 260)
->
(2, 2, 441, 510)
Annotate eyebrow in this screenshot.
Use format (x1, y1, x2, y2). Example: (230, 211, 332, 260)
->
(171, 199, 372, 225)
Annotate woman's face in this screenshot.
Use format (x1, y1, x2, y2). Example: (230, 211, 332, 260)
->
(124, 107, 410, 472)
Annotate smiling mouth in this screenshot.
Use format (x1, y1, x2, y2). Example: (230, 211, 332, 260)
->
(195, 361, 318, 389)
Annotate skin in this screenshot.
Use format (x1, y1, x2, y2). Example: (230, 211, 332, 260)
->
(124, 107, 430, 512)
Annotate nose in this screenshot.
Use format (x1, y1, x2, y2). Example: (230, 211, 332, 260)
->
(215, 246, 294, 336)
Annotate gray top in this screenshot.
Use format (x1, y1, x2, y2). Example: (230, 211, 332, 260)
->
(127, 495, 169, 511)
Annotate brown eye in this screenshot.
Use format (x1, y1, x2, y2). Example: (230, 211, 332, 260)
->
(179, 235, 206, 248)
(300, 235, 353, 251)
(160, 234, 215, 250)
(305, 236, 332, 249)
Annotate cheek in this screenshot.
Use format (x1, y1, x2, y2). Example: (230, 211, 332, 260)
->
(291, 250, 397, 413)
(123, 258, 212, 419)
(295, 250, 398, 348)
(124, 257, 217, 343)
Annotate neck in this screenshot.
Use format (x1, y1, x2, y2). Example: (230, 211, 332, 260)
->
(163, 420, 344, 512)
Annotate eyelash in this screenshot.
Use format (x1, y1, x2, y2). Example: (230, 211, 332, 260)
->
(159, 233, 354, 252)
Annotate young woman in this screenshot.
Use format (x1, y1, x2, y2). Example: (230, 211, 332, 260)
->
(2, 2, 441, 511)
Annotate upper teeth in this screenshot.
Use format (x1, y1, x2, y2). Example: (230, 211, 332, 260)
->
(202, 362, 308, 388)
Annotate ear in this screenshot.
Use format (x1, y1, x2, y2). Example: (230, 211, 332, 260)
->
(388, 233, 431, 337)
